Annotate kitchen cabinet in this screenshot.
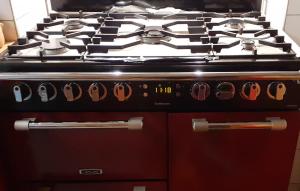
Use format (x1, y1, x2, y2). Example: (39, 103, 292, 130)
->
(169, 112, 300, 191)
(1, 112, 167, 182)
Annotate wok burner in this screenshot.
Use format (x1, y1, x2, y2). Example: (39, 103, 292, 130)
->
(141, 26, 171, 44)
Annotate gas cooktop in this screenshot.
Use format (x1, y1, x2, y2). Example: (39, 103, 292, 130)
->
(1, 10, 297, 62)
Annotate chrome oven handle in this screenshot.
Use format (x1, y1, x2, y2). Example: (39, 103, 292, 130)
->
(192, 117, 287, 132)
(14, 117, 143, 131)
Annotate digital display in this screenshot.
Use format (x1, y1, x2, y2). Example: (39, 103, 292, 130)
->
(155, 86, 173, 94)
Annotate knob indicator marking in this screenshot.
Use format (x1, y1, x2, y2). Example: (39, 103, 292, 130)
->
(88, 83, 108, 102)
(267, 82, 287, 101)
(191, 82, 210, 101)
(113, 83, 132, 102)
(241, 82, 261, 101)
(63, 83, 82, 102)
(38, 83, 57, 102)
(13, 83, 32, 102)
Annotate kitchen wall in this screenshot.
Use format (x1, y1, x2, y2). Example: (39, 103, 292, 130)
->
(0, 0, 47, 42)
(285, 0, 300, 46)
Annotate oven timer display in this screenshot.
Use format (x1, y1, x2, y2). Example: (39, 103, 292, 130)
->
(140, 83, 179, 99)
(155, 86, 173, 94)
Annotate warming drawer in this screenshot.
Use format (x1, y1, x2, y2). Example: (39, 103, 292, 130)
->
(169, 112, 300, 191)
(1, 112, 167, 181)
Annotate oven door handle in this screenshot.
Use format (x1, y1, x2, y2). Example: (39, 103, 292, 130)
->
(14, 117, 143, 131)
(192, 117, 287, 132)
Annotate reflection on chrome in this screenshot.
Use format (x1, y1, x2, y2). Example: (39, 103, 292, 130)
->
(194, 70, 203, 76)
(113, 71, 122, 76)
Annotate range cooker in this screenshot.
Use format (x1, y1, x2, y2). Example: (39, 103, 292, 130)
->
(0, 0, 300, 191)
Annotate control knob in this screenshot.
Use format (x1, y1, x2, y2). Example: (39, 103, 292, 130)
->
(216, 82, 235, 100)
(267, 82, 287, 101)
(38, 82, 57, 102)
(63, 82, 82, 102)
(191, 82, 210, 101)
(13, 83, 32, 102)
(241, 82, 261, 101)
(113, 83, 132, 102)
(88, 82, 108, 102)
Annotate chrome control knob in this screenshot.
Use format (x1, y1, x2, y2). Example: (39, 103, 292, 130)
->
(38, 82, 57, 102)
(63, 82, 82, 102)
(113, 83, 132, 102)
(267, 82, 287, 101)
(88, 82, 108, 102)
(216, 82, 235, 100)
(241, 82, 261, 101)
(191, 82, 210, 101)
(13, 83, 32, 103)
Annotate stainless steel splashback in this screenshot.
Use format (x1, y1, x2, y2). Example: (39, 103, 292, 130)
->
(49, 0, 262, 12)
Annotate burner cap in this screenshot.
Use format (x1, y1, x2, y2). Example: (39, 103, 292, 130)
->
(64, 19, 84, 30)
(141, 26, 171, 44)
(242, 39, 256, 51)
(41, 35, 69, 55)
(226, 19, 244, 30)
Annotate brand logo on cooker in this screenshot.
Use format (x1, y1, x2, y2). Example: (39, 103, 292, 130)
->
(79, 169, 103, 175)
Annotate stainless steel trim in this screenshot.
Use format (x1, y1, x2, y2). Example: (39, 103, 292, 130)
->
(192, 117, 287, 132)
(14, 117, 143, 131)
(0, 71, 300, 81)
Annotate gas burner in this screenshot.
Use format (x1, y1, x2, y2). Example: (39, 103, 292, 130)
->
(242, 39, 256, 51)
(141, 26, 171, 44)
(7, 31, 86, 60)
(41, 35, 69, 55)
(64, 20, 84, 31)
(225, 19, 245, 30)
(206, 18, 270, 31)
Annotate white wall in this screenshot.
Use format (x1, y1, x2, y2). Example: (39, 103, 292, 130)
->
(0, 0, 47, 41)
(285, 0, 300, 46)
(10, 0, 48, 36)
(263, 0, 289, 29)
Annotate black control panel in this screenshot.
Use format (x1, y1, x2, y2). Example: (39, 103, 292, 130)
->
(1, 80, 300, 111)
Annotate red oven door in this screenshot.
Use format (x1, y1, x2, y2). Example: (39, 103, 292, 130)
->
(2, 112, 167, 181)
(0, 160, 6, 191)
(169, 112, 300, 191)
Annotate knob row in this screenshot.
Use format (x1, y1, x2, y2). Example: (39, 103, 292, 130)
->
(13, 82, 133, 103)
(191, 82, 287, 101)
(13, 81, 287, 103)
